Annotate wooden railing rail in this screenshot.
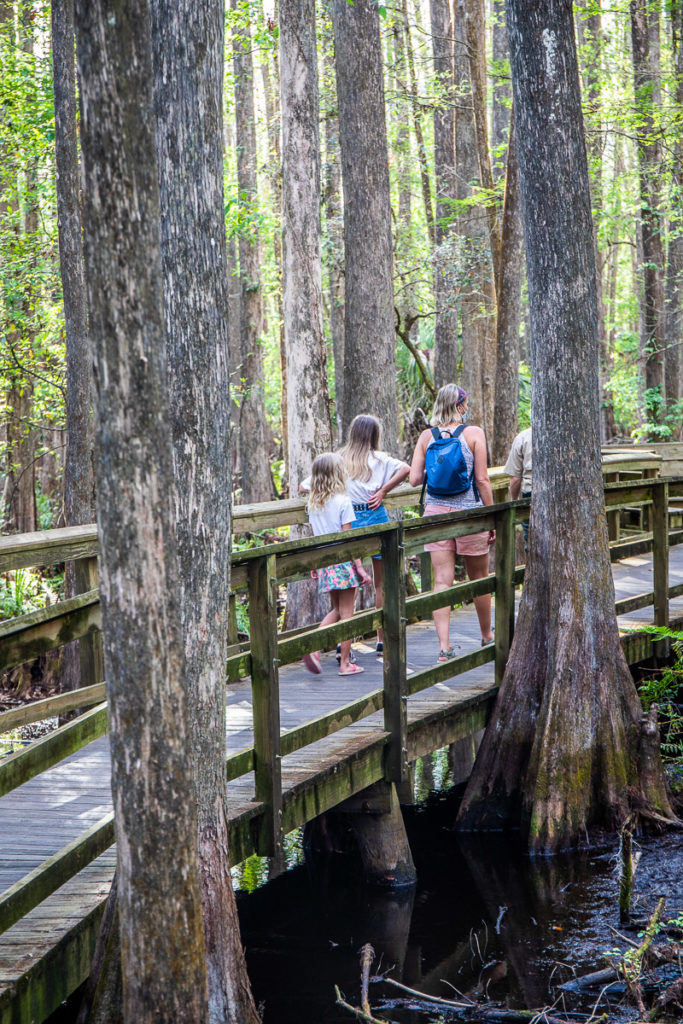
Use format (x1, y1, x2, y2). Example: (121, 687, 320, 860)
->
(2, 466, 682, 935)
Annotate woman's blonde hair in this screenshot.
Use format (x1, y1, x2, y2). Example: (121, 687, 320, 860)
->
(307, 452, 347, 512)
(339, 415, 381, 483)
(431, 384, 467, 427)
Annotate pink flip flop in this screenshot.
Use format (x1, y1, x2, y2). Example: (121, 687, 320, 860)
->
(303, 652, 322, 674)
(338, 664, 365, 676)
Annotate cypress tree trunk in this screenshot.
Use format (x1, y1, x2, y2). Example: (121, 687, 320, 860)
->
(492, 110, 522, 465)
(453, 0, 496, 441)
(280, 0, 333, 631)
(431, 0, 459, 387)
(73, 0, 209, 1018)
(490, 0, 510, 178)
(631, 0, 666, 433)
(666, 2, 683, 414)
(457, 0, 675, 854)
(333, 0, 398, 450)
(52, 0, 95, 697)
(149, 1, 260, 1020)
(232, 0, 274, 502)
(321, 3, 345, 440)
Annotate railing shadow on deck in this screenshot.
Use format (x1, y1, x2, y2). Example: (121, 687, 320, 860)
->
(1, 452, 683, 940)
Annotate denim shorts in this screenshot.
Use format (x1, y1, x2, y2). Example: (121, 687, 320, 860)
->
(352, 503, 390, 560)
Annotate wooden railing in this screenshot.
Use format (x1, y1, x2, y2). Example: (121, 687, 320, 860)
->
(1, 452, 679, 937)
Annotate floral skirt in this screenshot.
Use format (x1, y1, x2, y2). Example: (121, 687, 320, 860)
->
(315, 561, 360, 593)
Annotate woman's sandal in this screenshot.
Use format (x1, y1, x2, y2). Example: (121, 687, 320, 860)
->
(437, 648, 456, 662)
(339, 663, 365, 676)
(303, 652, 322, 674)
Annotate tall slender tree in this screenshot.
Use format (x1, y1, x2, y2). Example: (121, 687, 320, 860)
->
(232, 0, 274, 502)
(631, 0, 666, 433)
(457, 0, 675, 852)
(52, 0, 95, 696)
(280, 0, 333, 629)
(73, 0, 209, 1017)
(149, 0, 260, 1019)
(332, 0, 398, 449)
(431, 0, 459, 386)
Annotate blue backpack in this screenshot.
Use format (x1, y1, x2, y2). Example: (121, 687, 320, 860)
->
(420, 425, 479, 507)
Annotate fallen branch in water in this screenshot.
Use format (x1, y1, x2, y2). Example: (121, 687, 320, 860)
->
(334, 986, 386, 1024)
(380, 977, 573, 1023)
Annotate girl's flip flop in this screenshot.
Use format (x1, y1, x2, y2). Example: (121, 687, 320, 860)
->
(338, 664, 365, 676)
(303, 652, 322, 674)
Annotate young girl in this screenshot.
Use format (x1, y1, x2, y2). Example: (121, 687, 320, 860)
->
(340, 415, 410, 658)
(303, 452, 371, 676)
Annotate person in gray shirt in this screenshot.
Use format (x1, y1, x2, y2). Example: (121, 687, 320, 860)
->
(504, 426, 532, 545)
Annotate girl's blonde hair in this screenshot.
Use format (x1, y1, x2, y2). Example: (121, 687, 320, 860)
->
(431, 384, 467, 427)
(339, 414, 381, 483)
(307, 452, 347, 512)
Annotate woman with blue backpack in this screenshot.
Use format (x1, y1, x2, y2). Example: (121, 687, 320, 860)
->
(409, 384, 495, 660)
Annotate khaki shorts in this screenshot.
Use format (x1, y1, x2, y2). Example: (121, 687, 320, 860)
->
(423, 502, 491, 556)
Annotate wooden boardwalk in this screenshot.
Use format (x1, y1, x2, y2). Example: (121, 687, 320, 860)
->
(1, 542, 683, 1021)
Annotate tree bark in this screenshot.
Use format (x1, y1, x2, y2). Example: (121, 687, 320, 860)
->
(492, 109, 522, 465)
(431, 0, 459, 386)
(465, 0, 501, 298)
(260, 10, 289, 485)
(457, 0, 675, 853)
(149, 0, 260, 1019)
(322, 3, 345, 441)
(401, 0, 435, 243)
(631, 0, 666, 433)
(454, 0, 497, 442)
(232, 0, 275, 502)
(73, 0, 209, 1018)
(666, 1, 683, 413)
(52, 0, 95, 698)
(490, 0, 510, 178)
(280, 0, 333, 631)
(333, 0, 398, 450)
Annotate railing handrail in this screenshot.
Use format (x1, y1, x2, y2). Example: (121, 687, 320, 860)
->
(0, 451, 664, 573)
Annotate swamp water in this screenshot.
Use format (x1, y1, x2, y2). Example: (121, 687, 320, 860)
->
(48, 757, 683, 1023)
(237, 785, 683, 1023)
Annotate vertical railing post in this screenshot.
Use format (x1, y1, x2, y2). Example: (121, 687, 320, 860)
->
(494, 505, 516, 686)
(247, 552, 282, 858)
(419, 551, 433, 593)
(75, 556, 104, 686)
(652, 479, 669, 656)
(381, 523, 408, 786)
(605, 473, 620, 542)
(227, 592, 239, 645)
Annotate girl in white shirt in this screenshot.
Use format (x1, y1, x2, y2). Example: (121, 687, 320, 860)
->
(339, 415, 410, 658)
(303, 452, 371, 676)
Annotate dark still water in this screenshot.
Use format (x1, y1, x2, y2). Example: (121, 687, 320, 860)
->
(236, 788, 683, 1024)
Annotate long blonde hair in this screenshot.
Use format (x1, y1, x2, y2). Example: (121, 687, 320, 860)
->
(339, 415, 381, 483)
(307, 452, 348, 512)
(431, 384, 467, 427)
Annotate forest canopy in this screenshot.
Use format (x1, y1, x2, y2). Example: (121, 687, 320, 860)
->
(1, 0, 682, 530)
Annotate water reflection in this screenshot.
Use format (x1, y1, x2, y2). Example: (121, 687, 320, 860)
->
(236, 748, 625, 1023)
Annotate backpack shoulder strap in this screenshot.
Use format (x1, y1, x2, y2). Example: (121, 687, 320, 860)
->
(430, 427, 442, 441)
(453, 424, 467, 439)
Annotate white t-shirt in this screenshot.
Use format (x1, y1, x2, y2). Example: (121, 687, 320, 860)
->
(344, 451, 407, 504)
(307, 492, 356, 538)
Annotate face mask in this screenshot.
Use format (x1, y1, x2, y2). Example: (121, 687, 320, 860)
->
(461, 411, 469, 424)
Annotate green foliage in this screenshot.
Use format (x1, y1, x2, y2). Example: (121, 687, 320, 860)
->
(517, 362, 531, 429)
(0, 566, 64, 621)
(634, 626, 683, 773)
